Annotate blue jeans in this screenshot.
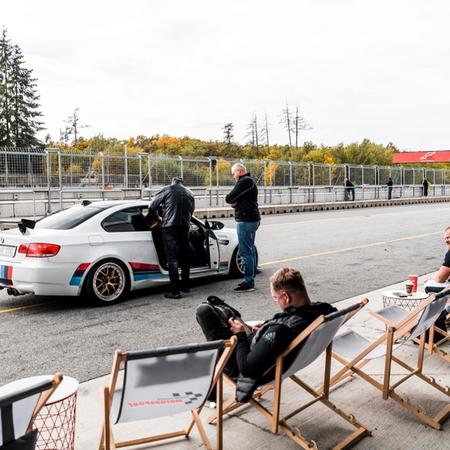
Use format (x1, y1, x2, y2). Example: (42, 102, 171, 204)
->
(236, 220, 260, 285)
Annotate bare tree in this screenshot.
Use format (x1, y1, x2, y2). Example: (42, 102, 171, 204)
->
(280, 102, 293, 147)
(280, 102, 312, 149)
(293, 106, 312, 149)
(263, 112, 270, 149)
(65, 108, 90, 145)
(245, 114, 260, 156)
(223, 122, 234, 144)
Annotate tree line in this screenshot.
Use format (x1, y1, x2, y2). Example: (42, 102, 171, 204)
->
(3, 28, 450, 169)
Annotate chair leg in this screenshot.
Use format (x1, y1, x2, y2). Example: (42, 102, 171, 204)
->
(382, 328, 394, 400)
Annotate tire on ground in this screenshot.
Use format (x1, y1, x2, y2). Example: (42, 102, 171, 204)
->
(83, 258, 130, 306)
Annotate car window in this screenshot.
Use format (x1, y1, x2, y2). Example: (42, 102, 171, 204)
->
(102, 207, 150, 233)
(35, 205, 107, 230)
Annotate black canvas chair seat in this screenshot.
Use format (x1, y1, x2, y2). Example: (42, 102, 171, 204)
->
(0, 374, 62, 450)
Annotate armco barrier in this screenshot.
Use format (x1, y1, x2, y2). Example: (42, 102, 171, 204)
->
(2, 196, 450, 229)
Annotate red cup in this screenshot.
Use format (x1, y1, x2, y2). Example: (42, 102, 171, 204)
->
(409, 274, 418, 293)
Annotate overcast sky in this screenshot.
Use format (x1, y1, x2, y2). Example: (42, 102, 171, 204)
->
(3, 0, 450, 150)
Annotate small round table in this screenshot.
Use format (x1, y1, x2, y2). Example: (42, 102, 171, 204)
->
(33, 375, 79, 450)
(382, 290, 428, 311)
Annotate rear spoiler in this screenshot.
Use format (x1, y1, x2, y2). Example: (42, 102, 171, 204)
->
(18, 219, 36, 234)
(0, 219, 36, 234)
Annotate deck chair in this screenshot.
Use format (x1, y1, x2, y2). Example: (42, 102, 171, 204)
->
(371, 300, 450, 364)
(0, 373, 62, 450)
(99, 337, 237, 450)
(209, 300, 371, 450)
(330, 289, 450, 430)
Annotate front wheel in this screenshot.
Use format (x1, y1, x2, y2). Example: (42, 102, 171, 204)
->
(230, 247, 258, 278)
(83, 259, 130, 306)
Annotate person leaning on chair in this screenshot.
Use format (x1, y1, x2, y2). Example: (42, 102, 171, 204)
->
(225, 163, 261, 292)
(196, 267, 336, 401)
(148, 177, 195, 299)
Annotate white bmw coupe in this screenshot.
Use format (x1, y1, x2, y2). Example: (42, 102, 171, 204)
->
(0, 200, 253, 305)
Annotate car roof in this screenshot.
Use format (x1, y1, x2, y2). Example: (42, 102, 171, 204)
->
(76, 200, 148, 209)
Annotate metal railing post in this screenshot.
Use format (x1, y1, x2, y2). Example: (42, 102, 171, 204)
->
(100, 152, 105, 200)
(57, 150, 62, 210)
(45, 150, 51, 214)
(124, 144, 128, 189)
(179, 155, 184, 180)
(138, 153, 143, 199)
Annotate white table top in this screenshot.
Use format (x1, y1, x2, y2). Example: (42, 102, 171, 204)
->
(382, 290, 428, 300)
(0, 375, 78, 404)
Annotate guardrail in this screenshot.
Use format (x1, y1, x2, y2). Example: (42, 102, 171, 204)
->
(0, 184, 447, 219)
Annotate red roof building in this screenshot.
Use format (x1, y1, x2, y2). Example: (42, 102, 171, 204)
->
(393, 151, 450, 164)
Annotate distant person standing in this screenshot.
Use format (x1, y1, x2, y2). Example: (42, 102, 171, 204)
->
(344, 178, 355, 201)
(387, 177, 393, 200)
(226, 163, 260, 292)
(149, 177, 195, 299)
(423, 178, 429, 197)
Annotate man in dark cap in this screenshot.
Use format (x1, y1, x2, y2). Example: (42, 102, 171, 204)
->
(149, 177, 195, 299)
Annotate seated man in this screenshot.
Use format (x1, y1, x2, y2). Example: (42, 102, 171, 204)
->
(424, 226, 450, 297)
(196, 267, 337, 402)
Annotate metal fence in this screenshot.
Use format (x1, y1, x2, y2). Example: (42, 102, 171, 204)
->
(1, 147, 450, 190)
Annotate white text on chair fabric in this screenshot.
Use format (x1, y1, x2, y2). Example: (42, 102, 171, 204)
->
(112, 349, 219, 424)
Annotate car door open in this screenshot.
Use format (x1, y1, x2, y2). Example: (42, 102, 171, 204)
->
(206, 229, 220, 271)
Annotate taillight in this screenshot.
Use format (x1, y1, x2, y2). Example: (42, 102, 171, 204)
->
(18, 243, 61, 257)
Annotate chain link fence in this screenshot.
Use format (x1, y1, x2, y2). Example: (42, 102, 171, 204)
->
(1, 147, 450, 191)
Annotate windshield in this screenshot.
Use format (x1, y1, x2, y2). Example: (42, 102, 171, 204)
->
(35, 205, 108, 230)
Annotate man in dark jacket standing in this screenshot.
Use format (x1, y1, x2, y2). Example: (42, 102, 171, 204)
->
(149, 177, 195, 299)
(225, 163, 261, 292)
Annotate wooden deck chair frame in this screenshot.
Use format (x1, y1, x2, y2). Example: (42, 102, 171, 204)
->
(0, 373, 62, 448)
(329, 290, 450, 430)
(371, 302, 450, 365)
(209, 300, 371, 450)
(99, 337, 237, 450)
(425, 309, 450, 363)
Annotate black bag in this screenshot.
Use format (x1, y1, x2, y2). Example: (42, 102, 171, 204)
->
(203, 296, 252, 335)
(1, 430, 38, 450)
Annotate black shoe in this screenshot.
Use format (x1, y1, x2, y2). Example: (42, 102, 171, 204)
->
(164, 292, 181, 299)
(256, 268, 262, 274)
(234, 283, 255, 292)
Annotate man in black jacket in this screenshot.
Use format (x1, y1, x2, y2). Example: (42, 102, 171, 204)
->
(225, 163, 261, 291)
(149, 177, 195, 299)
(196, 267, 337, 401)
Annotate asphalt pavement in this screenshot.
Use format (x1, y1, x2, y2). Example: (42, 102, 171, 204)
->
(1, 202, 449, 385)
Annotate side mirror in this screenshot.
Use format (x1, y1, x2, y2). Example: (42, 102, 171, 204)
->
(209, 221, 224, 231)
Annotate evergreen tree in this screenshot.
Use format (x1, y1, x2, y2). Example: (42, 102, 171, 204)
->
(0, 28, 44, 147)
(0, 28, 13, 146)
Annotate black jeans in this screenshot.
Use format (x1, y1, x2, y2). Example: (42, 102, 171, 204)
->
(162, 226, 190, 294)
(196, 303, 239, 378)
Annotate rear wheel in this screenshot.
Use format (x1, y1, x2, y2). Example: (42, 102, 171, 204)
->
(230, 247, 258, 278)
(83, 259, 130, 306)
